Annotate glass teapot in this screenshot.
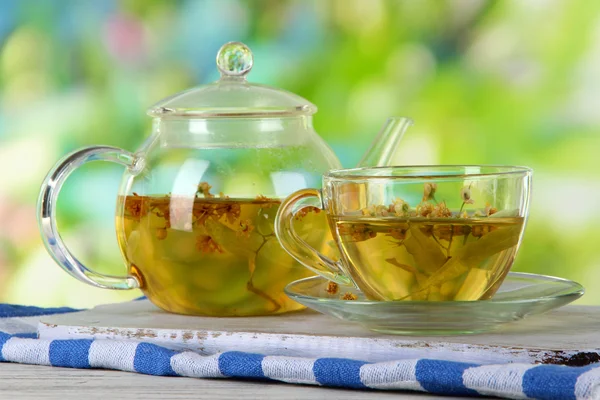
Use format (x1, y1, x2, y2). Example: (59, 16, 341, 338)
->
(37, 42, 412, 317)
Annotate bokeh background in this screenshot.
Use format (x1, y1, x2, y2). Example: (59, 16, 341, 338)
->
(0, 0, 599, 307)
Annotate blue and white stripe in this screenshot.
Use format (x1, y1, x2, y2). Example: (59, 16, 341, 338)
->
(0, 304, 599, 399)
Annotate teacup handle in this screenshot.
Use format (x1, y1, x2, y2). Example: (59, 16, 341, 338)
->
(37, 146, 143, 290)
(275, 188, 355, 286)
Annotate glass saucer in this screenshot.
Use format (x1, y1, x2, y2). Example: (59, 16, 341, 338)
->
(285, 272, 584, 335)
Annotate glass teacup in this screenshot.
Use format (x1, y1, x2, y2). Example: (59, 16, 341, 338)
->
(275, 166, 532, 302)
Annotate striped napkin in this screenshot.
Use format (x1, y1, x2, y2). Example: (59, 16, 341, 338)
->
(0, 302, 598, 400)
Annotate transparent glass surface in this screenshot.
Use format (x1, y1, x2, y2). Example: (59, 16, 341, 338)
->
(115, 116, 341, 316)
(285, 272, 584, 335)
(276, 165, 532, 302)
(37, 41, 343, 317)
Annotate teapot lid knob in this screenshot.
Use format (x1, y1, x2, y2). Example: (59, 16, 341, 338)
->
(216, 41, 253, 78)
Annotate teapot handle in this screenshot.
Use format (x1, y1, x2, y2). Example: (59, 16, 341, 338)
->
(275, 188, 355, 286)
(37, 146, 143, 290)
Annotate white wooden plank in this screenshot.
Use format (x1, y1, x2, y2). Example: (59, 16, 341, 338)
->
(38, 300, 600, 366)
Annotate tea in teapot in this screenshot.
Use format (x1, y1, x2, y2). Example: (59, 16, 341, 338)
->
(117, 192, 328, 315)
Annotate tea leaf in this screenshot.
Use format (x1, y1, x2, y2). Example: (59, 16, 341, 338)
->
(428, 292, 445, 301)
(422, 259, 468, 290)
(489, 209, 519, 218)
(428, 286, 446, 301)
(415, 271, 428, 287)
(461, 225, 521, 264)
(424, 225, 521, 287)
(380, 265, 415, 300)
(205, 219, 263, 257)
(404, 225, 448, 274)
(454, 268, 490, 300)
(411, 288, 429, 301)
(248, 255, 256, 276)
(385, 257, 418, 274)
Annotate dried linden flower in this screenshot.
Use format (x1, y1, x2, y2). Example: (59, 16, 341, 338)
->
(326, 281, 339, 295)
(485, 202, 498, 216)
(295, 206, 321, 220)
(256, 194, 277, 208)
(196, 235, 224, 254)
(431, 201, 452, 218)
(422, 183, 438, 202)
(460, 186, 474, 205)
(416, 202, 434, 217)
(221, 203, 241, 224)
(360, 204, 397, 217)
(155, 227, 168, 240)
(197, 182, 215, 198)
(341, 292, 358, 300)
(374, 205, 389, 216)
(388, 228, 407, 241)
(471, 225, 490, 238)
(237, 219, 255, 237)
(338, 223, 376, 242)
(389, 198, 410, 216)
(361, 204, 377, 216)
(152, 202, 170, 226)
(433, 224, 453, 241)
(125, 195, 146, 219)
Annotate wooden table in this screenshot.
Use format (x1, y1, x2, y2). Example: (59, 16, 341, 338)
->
(0, 363, 476, 399)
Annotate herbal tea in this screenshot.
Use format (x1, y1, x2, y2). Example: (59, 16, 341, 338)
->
(276, 171, 530, 306)
(332, 216, 524, 301)
(116, 190, 330, 316)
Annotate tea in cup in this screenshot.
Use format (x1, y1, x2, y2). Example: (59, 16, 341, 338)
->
(275, 166, 532, 301)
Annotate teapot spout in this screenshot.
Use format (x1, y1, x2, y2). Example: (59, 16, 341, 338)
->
(357, 117, 413, 167)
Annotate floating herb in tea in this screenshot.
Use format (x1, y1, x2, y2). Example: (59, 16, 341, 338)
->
(341, 292, 358, 300)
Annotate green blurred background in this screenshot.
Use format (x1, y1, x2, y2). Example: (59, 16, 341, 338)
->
(0, 0, 599, 307)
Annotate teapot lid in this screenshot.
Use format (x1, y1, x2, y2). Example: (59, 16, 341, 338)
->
(147, 42, 317, 118)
